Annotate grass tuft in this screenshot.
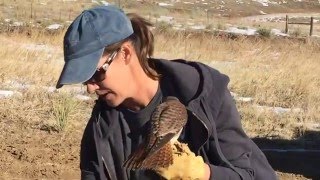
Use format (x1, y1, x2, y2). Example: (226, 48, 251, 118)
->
(52, 94, 79, 132)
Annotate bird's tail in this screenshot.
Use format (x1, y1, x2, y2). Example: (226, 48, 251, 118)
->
(140, 143, 173, 170)
(123, 143, 173, 170)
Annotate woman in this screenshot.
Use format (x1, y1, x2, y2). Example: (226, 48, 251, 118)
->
(56, 5, 277, 180)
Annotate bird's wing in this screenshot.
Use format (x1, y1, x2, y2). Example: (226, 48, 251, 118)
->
(123, 97, 187, 170)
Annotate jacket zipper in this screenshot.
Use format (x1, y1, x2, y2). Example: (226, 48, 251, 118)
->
(97, 112, 112, 180)
(102, 156, 112, 180)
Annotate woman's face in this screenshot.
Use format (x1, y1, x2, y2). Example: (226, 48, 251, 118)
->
(86, 44, 135, 107)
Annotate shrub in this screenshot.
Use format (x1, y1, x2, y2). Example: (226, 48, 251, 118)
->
(257, 27, 271, 38)
(290, 28, 302, 37)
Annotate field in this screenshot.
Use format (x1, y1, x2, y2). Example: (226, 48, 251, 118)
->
(0, 0, 320, 179)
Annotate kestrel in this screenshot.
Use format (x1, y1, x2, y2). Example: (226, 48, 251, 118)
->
(123, 96, 188, 170)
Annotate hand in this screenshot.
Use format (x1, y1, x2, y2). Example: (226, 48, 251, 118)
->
(155, 142, 210, 180)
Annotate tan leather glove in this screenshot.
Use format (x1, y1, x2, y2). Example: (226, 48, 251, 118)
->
(155, 142, 207, 180)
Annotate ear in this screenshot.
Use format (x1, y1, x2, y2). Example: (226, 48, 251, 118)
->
(121, 42, 133, 65)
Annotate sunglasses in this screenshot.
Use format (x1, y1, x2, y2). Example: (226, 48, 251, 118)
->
(84, 50, 119, 84)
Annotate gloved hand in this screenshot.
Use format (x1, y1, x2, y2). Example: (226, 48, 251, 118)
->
(155, 142, 210, 180)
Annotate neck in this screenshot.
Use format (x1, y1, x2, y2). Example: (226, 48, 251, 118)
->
(121, 60, 159, 111)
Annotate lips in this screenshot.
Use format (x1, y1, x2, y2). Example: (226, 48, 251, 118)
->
(96, 90, 111, 97)
(98, 92, 109, 97)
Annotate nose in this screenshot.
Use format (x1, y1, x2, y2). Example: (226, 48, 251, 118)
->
(86, 83, 100, 94)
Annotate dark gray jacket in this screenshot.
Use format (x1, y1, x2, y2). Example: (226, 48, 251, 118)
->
(80, 59, 277, 180)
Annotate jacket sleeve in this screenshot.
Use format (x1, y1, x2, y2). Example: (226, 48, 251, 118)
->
(80, 116, 100, 180)
(206, 89, 254, 180)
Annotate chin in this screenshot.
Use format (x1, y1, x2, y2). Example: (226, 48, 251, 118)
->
(102, 96, 122, 107)
(105, 100, 119, 107)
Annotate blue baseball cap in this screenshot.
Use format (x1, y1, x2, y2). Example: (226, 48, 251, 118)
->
(56, 5, 133, 88)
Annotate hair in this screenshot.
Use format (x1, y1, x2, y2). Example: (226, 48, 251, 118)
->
(103, 13, 159, 80)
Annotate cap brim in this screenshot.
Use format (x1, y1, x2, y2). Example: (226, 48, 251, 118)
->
(56, 48, 104, 89)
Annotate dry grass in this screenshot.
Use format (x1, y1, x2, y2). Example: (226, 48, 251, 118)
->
(0, 88, 92, 131)
(153, 30, 320, 133)
(0, 0, 93, 22)
(0, 32, 64, 85)
(1, 26, 319, 128)
(0, 2, 319, 179)
(1, 29, 319, 142)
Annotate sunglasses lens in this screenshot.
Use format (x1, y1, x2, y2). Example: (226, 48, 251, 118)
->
(92, 70, 106, 82)
(84, 50, 118, 85)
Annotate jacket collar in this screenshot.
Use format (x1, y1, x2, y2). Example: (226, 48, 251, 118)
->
(152, 58, 229, 120)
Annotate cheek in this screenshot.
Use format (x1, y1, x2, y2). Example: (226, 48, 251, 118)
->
(106, 70, 131, 94)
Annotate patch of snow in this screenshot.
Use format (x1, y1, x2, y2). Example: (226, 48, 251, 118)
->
(157, 16, 174, 23)
(237, 97, 254, 102)
(190, 25, 206, 30)
(100, 0, 109, 6)
(224, 27, 257, 35)
(46, 86, 56, 93)
(0, 90, 22, 98)
(236, 0, 244, 4)
(271, 29, 289, 37)
(158, 2, 173, 6)
(252, 0, 278, 6)
(255, 105, 303, 115)
(4, 19, 11, 22)
(46, 24, 63, 30)
(92, 0, 99, 4)
(4, 80, 31, 90)
(230, 92, 254, 103)
(253, 0, 269, 6)
(260, 10, 267, 15)
(183, 2, 194, 4)
(12, 22, 24, 27)
(0, 90, 14, 98)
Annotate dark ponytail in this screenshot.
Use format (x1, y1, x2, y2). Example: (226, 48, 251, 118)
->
(127, 13, 158, 80)
(104, 13, 159, 80)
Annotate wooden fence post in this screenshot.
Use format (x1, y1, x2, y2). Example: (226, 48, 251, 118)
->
(286, 15, 314, 36)
(285, 15, 288, 34)
(310, 17, 314, 36)
(206, 10, 209, 25)
(30, 0, 33, 19)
